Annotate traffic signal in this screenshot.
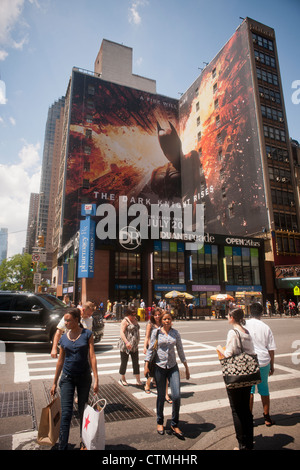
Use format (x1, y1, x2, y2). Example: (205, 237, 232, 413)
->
(37, 235, 44, 247)
(30, 262, 35, 272)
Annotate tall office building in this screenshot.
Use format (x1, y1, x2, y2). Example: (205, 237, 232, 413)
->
(37, 97, 65, 283)
(25, 193, 40, 254)
(0, 228, 8, 264)
(52, 18, 299, 307)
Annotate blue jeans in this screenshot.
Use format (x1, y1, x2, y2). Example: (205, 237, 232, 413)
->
(155, 364, 181, 427)
(59, 370, 92, 450)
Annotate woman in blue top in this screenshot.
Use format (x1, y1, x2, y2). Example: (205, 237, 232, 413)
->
(50, 308, 99, 450)
(144, 312, 190, 438)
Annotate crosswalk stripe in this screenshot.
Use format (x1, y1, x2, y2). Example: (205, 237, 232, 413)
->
(161, 388, 300, 416)
(132, 373, 300, 400)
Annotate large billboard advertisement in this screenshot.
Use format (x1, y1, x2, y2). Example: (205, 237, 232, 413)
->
(179, 21, 269, 236)
(63, 71, 181, 244)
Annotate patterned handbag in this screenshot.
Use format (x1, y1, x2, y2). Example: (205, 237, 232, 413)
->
(220, 329, 261, 389)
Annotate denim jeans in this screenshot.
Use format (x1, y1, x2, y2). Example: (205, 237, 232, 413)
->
(155, 364, 180, 427)
(59, 370, 92, 450)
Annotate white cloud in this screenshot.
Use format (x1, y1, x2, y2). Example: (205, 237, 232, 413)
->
(0, 49, 8, 61)
(0, 0, 38, 59)
(0, 141, 41, 257)
(9, 116, 16, 126)
(128, 0, 148, 25)
(0, 0, 25, 44)
(0, 79, 7, 104)
(19, 141, 40, 168)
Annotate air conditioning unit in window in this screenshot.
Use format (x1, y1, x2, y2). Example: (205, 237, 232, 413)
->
(279, 118, 284, 123)
(276, 177, 281, 182)
(267, 153, 272, 159)
(290, 202, 295, 207)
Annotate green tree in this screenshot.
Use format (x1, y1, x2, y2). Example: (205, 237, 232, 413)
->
(0, 253, 34, 291)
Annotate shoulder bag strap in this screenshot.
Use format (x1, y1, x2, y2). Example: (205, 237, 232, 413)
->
(153, 328, 160, 350)
(233, 328, 244, 352)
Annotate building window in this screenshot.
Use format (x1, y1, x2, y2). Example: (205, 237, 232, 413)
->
(255, 50, 276, 68)
(266, 145, 289, 162)
(252, 33, 274, 52)
(264, 125, 286, 142)
(153, 241, 185, 284)
(271, 189, 295, 208)
(214, 98, 219, 110)
(115, 252, 141, 280)
(275, 233, 300, 254)
(191, 244, 219, 285)
(224, 246, 260, 286)
(259, 85, 281, 104)
(256, 67, 278, 87)
(82, 178, 90, 189)
(213, 83, 218, 94)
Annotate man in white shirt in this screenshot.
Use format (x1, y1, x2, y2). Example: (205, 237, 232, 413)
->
(246, 302, 276, 426)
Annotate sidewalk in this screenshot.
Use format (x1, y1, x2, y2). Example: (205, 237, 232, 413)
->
(190, 411, 300, 450)
(47, 400, 300, 451)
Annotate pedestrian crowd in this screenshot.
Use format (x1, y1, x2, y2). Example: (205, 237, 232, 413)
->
(48, 294, 281, 451)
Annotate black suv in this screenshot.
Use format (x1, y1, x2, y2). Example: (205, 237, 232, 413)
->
(0, 292, 104, 344)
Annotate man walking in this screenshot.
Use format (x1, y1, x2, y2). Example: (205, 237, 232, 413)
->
(246, 302, 276, 426)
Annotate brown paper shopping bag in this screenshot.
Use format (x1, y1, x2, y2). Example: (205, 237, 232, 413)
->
(37, 396, 61, 446)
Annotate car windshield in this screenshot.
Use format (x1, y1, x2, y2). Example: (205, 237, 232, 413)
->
(37, 294, 68, 310)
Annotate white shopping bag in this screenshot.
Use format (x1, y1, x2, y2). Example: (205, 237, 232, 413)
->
(81, 398, 106, 450)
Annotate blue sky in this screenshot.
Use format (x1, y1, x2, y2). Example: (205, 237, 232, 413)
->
(0, 0, 299, 257)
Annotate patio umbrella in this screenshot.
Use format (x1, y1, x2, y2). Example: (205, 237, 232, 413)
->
(210, 294, 234, 301)
(181, 292, 194, 299)
(165, 290, 184, 298)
